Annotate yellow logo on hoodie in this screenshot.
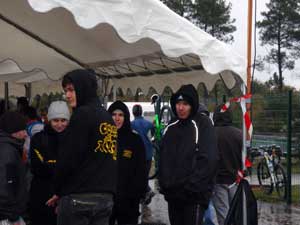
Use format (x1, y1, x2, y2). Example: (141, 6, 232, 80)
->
(123, 149, 133, 158)
(94, 122, 117, 160)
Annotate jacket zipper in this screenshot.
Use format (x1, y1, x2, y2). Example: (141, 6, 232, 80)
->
(195, 204, 200, 225)
(72, 199, 97, 206)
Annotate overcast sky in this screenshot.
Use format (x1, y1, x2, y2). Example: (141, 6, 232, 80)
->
(228, 0, 300, 89)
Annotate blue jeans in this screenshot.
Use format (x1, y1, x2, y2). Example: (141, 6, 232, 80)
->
(203, 201, 216, 225)
(58, 193, 113, 225)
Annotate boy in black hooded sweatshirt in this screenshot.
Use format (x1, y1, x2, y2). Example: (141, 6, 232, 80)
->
(108, 101, 147, 225)
(47, 69, 117, 225)
(158, 84, 218, 225)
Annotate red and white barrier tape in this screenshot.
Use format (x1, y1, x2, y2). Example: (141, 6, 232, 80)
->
(221, 94, 253, 139)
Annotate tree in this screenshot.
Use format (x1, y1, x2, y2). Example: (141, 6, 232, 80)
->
(257, 0, 300, 91)
(161, 0, 193, 17)
(161, 0, 236, 42)
(191, 0, 236, 43)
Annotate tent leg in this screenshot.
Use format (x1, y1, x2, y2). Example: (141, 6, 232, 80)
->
(98, 77, 109, 109)
(4, 82, 9, 111)
(113, 85, 116, 102)
(25, 83, 32, 101)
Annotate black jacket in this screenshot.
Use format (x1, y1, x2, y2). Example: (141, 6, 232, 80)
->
(213, 106, 243, 184)
(54, 70, 117, 196)
(108, 101, 147, 199)
(29, 125, 63, 224)
(0, 131, 27, 222)
(158, 84, 218, 206)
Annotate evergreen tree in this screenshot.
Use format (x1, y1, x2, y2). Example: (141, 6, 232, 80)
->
(191, 0, 236, 43)
(257, 0, 300, 91)
(161, 0, 193, 17)
(161, 0, 236, 42)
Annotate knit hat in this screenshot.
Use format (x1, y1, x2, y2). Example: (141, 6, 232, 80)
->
(47, 101, 70, 121)
(0, 111, 27, 134)
(170, 84, 199, 119)
(175, 94, 194, 107)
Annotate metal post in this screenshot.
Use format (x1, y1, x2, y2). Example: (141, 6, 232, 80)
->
(113, 85, 116, 102)
(25, 83, 32, 101)
(247, 0, 253, 95)
(287, 90, 292, 204)
(222, 95, 227, 103)
(4, 82, 9, 111)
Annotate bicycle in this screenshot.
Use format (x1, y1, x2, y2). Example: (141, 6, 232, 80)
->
(148, 94, 173, 179)
(252, 145, 287, 200)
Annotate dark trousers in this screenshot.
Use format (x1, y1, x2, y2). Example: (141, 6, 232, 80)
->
(168, 200, 206, 225)
(109, 198, 140, 225)
(57, 193, 113, 225)
(146, 160, 152, 192)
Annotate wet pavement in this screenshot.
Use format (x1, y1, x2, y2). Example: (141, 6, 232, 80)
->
(140, 180, 300, 225)
(257, 201, 300, 225)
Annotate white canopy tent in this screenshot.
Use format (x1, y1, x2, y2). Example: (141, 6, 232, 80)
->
(0, 0, 246, 98)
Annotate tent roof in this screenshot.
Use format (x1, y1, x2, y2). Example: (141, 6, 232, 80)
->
(0, 0, 246, 96)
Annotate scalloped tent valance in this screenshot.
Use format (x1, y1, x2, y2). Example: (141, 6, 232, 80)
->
(0, 0, 246, 97)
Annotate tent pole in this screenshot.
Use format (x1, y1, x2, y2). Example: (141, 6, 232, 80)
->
(4, 82, 9, 111)
(247, 0, 253, 95)
(113, 85, 116, 102)
(246, 0, 253, 150)
(25, 83, 32, 101)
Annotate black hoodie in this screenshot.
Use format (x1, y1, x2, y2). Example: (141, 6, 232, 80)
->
(54, 69, 117, 196)
(29, 124, 64, 224)
(108, 101, 147, 199)
(213, 105, 243, 184)
(0, 131, 27, 222)
(159, 84, 218, 206)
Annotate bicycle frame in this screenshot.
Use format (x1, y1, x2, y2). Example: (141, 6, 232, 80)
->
(262, 148, 281, 185)
(263, 152, 276, 184)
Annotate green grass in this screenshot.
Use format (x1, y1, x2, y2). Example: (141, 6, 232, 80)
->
(281, 157, 300, 174)
(252, 185, 300, 204)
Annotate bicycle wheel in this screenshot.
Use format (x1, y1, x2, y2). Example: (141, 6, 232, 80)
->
(148, 143, 159, 179)
(257, 160, 273, 194)
(275, 164, 287, 200)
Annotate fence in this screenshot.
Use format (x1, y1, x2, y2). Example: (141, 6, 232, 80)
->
(249, 91, 300, 204)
